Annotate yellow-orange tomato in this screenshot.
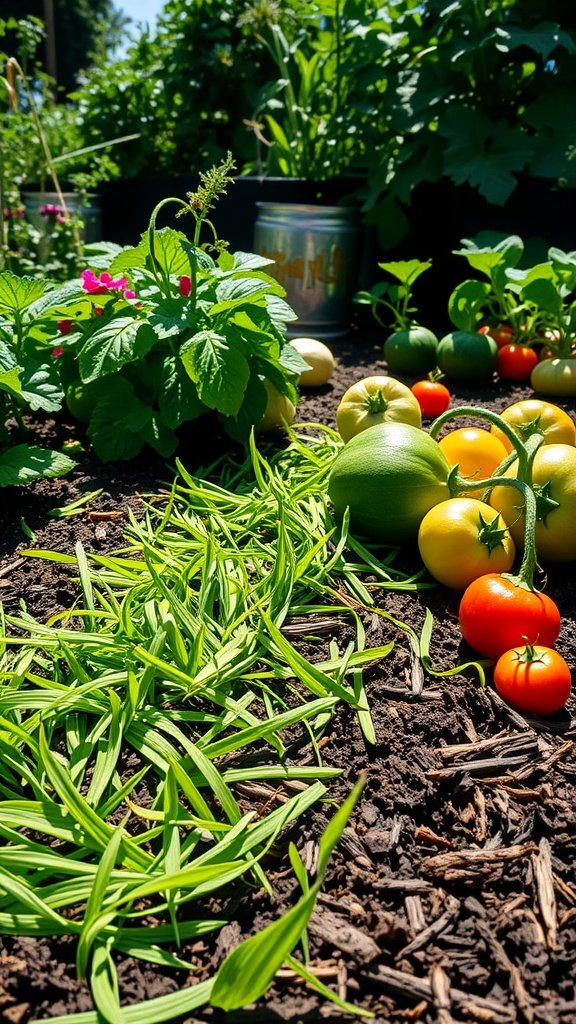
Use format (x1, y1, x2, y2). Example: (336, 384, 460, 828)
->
(438, 427, 508, 495)
(490, 399, 576, 453)
(418, 498, 516, 590)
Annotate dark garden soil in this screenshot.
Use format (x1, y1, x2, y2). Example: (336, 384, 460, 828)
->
(1, 318, 575, 1024)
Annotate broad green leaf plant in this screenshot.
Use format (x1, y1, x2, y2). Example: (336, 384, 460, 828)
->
(0, 270, 75, 485)
(44, 153, 305, 461)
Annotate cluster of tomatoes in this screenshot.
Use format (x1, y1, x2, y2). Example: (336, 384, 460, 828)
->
(415, 401, 575, 717)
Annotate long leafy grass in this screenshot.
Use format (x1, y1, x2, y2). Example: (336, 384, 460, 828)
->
(0, 424, 430, 1021)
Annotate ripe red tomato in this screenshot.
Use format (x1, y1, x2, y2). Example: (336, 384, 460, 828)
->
(497, 344, 538, 381)
(493, 644, 571, 714)
(410, 379, 451, 418)
(478, 325, 515, 348)
(458, 574, 561, 659)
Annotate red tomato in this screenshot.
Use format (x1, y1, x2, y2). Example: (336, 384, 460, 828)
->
(497, 344, 538, 381)
(410, 379, 451, 418)
(458, 574, 561, 659)
(478, 325, 515, 348)
(493, 644, 571, 715)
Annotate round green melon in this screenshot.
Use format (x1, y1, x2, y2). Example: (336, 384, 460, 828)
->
(327, 422, 452, 544)
(436, 330, 498, 382)
(384, 325, 439, 375)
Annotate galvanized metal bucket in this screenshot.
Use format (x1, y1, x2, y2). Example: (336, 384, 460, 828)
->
(253, 202, 361, 339)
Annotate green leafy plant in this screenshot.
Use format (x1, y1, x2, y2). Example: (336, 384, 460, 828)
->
(449, 234, 576, 348)
(47, 154, 306, 461)
(0, 270, 75, 485)
(242, 0, 387, 180)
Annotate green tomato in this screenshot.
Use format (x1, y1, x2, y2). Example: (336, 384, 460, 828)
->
(436, 330, 498, 382)
(530, 357, 576, 397)
(257, 379, 296, 433)
(336, 374, 422, 442)
(384, 325, 438, 375)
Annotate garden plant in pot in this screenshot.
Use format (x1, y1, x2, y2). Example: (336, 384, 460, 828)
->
(242, 0, 385, 338)
(0, 20, 137, 280)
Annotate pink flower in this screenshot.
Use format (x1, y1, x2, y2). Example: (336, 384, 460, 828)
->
(52, 346, 64, 357)
(40, 203, 63, 218)
(123, 289, 137, 300)
(179, 275, 192, 297)
(81, 269, 130, 296)
(57, 320, 74, 335)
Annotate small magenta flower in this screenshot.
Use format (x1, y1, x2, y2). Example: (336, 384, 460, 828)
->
(57, 320, 74, 335)
(81, 269, 130, 295)
(124, 289, 137, 300)
(52, 346, 64, 357)
(179, 275, 192, 297)
(40, 203, 63, 218)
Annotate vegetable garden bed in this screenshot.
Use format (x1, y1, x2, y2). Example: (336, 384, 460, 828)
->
(0, 324, 575, 1024)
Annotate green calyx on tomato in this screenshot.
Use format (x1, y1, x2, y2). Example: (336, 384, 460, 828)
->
(493, 643, 571, 715)
(336, 375, 422, 442)
(476, 511, 510, 554)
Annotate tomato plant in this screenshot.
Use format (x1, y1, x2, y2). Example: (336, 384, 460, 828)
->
(438, 427, 508, 494)
(493, 644, 571, 715)
(496, 344, 538, 381)
(489, 399, 576, 453)
(489, 443, 576, 562)
(411, 377, 450, 418)
(418, 498, 515, 590)
(459, 574, 561, 659)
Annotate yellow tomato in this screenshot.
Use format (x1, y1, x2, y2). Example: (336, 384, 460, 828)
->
(290, 337, 335, 387)
(490, 399, 576, 453)
(336, 375, 422, 442)
(417, 498, 516, 590)
(489, 443, 576, 561)
(438, 427, 508, 494)
(257, 379, 296, 433)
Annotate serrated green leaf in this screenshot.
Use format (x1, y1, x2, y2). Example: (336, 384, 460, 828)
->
(494, 22, 576, 60)
(180, 330, 250, 416)
(0, 445, 75, 487)
(20, 359, 64, 412)
(158, 356, 204, 429)
(88, 379, 152, 461)
(79, 319, 156, 382)
(150, 297, 195, 339)
(0, 273, 48, 315)
(440, 109, 533, 205)
(0, 366, 22, 397)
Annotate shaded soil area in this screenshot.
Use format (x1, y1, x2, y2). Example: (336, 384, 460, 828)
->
(0, 319, 575, 1024)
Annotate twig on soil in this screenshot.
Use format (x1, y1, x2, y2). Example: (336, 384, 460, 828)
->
(420, 843, 537, 883)
(404, 895, 426, 937)
(531, 837, 557, 950)
(430, 964, 455, 1024)
(428, 753, 534, 780)
(373, 878, 433, 894)
(466, 897, 535, 1024)
(309, 906, 381, 963)
(368, 964, 517, 1022)
(396, 895, 460, 960)
(415, 824, 454, 849)
(474, 787, 488, 842)
(512, 739, 574, 782)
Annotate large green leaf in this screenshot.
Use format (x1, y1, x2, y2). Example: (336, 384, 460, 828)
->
(0, 273, 48, 315)
(158, 356, 204, 429)
(494, 22, 576, 60)
(79, 319, 157, 382)
(440, 109, 533, 205)
(20, 359, 64, 413)
(0, 367, 22, 398)
(180, 330, 250, 416)
(111, 228, 192, 278)
(87, 380, 154, 461)
(0, 445, 75, 487)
